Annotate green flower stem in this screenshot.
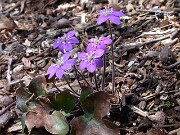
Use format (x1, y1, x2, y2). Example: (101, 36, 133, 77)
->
(94, 71, 99, 91)
(108, 20, 115, 94)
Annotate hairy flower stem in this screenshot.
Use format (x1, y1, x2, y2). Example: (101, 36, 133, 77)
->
(94, 71, 99, 91)
(101, 55, 106, 91)
(53, 82, 62, 92)
(74, 66, 82, 89)
(76, 70, 91, 86)
(89, 73, 93, 84)
(108, 20, 115, 94)
(63, 75, 80, 96)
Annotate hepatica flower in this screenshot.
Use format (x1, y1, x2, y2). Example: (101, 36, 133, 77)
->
(47, 52, 75, 79)
(78, 49, 104, 73)
(53, 31, 79, 53)
(87, 37, 112, 51)
(97, 8, 125, 25)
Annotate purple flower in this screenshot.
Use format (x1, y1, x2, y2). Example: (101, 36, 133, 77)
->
(47, 52, 76, 79)
(87, 37, 112, 52)
(97, 8, 125, 25)
(78, 49, 104, 73)
(53, 31, 79, 53)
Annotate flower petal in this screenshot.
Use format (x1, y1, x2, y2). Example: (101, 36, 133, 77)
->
(56, 68, 64, 79)
(87, 64, 96, 73)
(97, 44, 106, 51)
(112, 11, 126, 17)
(95, 58, 103, 68)
(79, 61, 89, 70)
(58, 45, 64, 52)
(67, 31, 75, 37)
(94, 49, 104, 58)
(47, 65, 57, 79)
(62, 52, 70, 62)
(97, 15, 108, 25)
(61, 59, 76, 70)
(87, 45, 96, 52)
(109, 16, 120, 25)
(69, 37, 79, 43)
(88, 38, 96, 43)
(100, 37, 112, 45)
(78, 52, 88, 60)
(64, 42, 72, 52)
(53, 38, 61, 49)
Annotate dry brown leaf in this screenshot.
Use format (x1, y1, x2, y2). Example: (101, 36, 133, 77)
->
(148, 111, 166, 125)
(22, 57, 31, 68)
(0, 13, 16, 32)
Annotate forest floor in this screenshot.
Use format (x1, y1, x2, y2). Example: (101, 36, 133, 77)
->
(0, 0, 179, 135)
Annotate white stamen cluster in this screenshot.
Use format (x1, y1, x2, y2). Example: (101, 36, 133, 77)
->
(81, 51, 99, 65)
(104, 8, 113, 16)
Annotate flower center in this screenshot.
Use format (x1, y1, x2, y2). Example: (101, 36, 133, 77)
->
(88, 55, 93, 61)
(57, 61, 62, 66)
(61, 37, 66, 42)
(94, 39, 99, 44)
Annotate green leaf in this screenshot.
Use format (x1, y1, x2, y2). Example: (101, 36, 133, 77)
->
(29, 75, 47, 97)
(70, 115, 119, 135)
(48, 90, 75, 113)
(45, 111, 69, 135)
(21, 113, 26, 133)
(81, 91, 110, 118)
(80, 86, 93, 103)
(16, 87, 30, 112)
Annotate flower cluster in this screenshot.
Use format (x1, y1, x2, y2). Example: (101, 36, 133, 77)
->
(78, 36, 112, 72)
(53, 31, 79, 53)
(48, 31, 78, 79)
(47, 8, 125, 79)
(47, 52, 75, 79)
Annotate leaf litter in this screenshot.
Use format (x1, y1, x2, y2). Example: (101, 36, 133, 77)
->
(0, 0, 179, 135)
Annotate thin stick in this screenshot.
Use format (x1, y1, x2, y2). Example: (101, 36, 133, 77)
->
(63, 75, 80, 96)
(94, 71, 99, 91)
(6, 56, 13, 91)
(74, 66, 82, 89)
(0, 102, 16, 116)
(108, 20, 115, 94)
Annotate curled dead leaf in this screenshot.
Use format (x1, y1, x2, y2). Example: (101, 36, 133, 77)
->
(148, 111, 166, 125)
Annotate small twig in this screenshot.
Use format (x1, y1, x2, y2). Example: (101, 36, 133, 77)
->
(136, 9, 172, 14)
(0, 101, 16, 116)
(154, 123, 180, 128)
(162, 60, 180, 70)
(124, 30, 178, 49)
(143, 89, 180, 101)
(3, 1, 21, 15)
(6, 56, 13, 91)
(168, 127, 180, 135)
(128, 105, 149, 117)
